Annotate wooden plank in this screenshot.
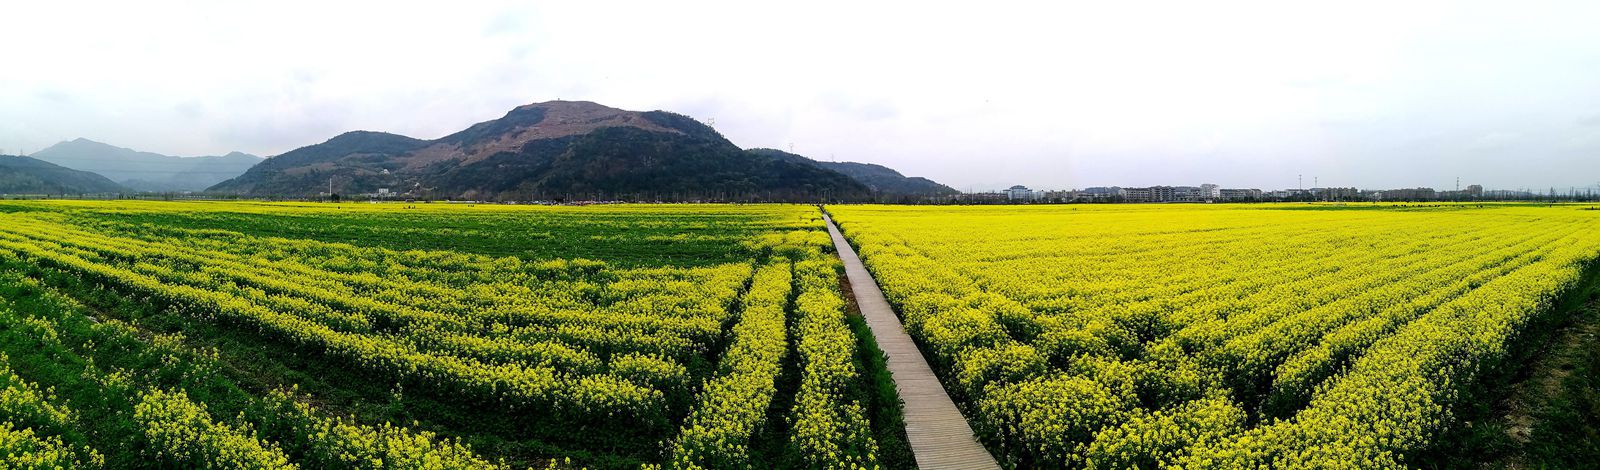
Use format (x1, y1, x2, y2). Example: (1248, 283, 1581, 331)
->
(823, 212, 1002, 470)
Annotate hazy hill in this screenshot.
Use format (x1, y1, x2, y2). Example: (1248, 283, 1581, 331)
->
(30, 138, 262, 191)
(0, 155, 130, 194)
(747, 148, 958, 197)
(210, 100, 873, 201)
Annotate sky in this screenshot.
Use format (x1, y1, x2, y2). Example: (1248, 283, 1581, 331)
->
(3, 0, 1599, 192)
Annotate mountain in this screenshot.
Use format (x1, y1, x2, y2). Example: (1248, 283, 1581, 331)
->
(30, 139, 262, 192)
(747, 148, 958, 197)
(209, 100, 872, 201)
(0, 155, 129, 194)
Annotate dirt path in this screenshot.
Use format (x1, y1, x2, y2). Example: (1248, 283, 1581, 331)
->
(822, 212, 1001, 470)
(1425, 262, 1600, 469)
(1492, 292, 1600, 469)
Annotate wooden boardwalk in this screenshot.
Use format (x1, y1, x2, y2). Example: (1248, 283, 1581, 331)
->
(823, 213, 1002, 470)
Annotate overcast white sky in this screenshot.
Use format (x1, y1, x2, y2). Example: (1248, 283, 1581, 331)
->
(3, 1, 1599, 191)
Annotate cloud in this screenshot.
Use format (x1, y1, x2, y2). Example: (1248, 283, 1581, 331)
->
(1466, 131, 1525, 150)
(2, 0, 1599, 190)
(31, 89, 74, 104)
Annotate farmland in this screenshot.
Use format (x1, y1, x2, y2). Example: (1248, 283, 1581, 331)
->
(0, 200, 903, 469)
(1, 200, 1598, 469)
(827, 203, 1600, 468)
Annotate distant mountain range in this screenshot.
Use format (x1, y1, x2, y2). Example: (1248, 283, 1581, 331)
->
(30, 138, 262, 192)
(0, 155, 129, 194)
(18, 101, 953, 200)
(209, 101, 948, 201)
(747, 148, 958, 197)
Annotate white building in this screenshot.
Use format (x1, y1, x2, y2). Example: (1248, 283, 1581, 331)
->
(1004, 185, 1039, 200)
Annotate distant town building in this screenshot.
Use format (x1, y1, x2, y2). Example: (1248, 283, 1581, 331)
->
(1081, 187, 1125, 200)
(965, 192, 1008, 202)
(1040, 190, 1076, 201)
(1123, 187, 1153, 202)
(1440, 184, 1487, 200)
(932, 181, 1547, 204)
(1378, 188, 1438, 201)
(1152, 186, 1179, 202)
(1312, 187, 1360, 201)
(1218, 188, 1264, 201)
(1117, 186, 1209, 202)
(1005, 185, 1041, 200)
